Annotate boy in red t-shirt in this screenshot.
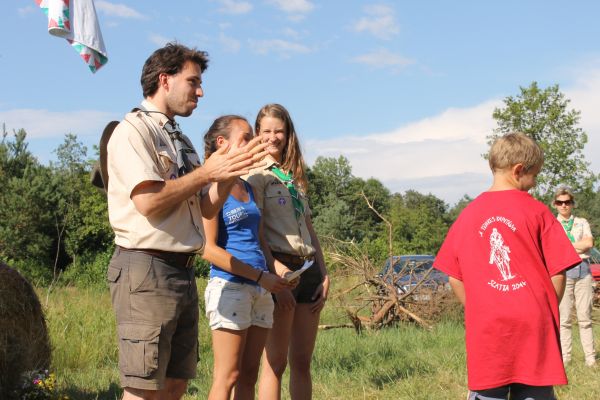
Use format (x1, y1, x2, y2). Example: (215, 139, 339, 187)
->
(435, 133, 581, 400)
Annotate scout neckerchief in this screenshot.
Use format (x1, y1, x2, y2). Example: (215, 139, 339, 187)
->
(163, 119, 195, 177)
(138, 104, 195, 177)
(560, 217, 576, 243)
(270, 166, 304, 219)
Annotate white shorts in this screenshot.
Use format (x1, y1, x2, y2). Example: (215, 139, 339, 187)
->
(204, 277, 274, 330)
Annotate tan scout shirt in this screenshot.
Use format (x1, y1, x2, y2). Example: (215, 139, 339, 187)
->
(557, 215, 592, 259)
(246, 158, 315, 257)
(107, 100, 205, 253)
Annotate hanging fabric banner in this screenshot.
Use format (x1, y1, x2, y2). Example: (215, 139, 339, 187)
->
(36, 0, 108, 73)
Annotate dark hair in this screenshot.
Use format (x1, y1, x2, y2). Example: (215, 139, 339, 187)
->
(141, 42, 209, 98)
(255, 104, 308, 191)
(203, 115, 250, 161)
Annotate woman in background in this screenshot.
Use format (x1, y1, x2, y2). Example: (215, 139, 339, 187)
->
(553, 186, 596, 367)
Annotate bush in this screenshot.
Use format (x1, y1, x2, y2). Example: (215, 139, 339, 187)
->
(60, 247, 114, 288)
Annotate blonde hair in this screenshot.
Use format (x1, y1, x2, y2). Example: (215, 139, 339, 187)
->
(255, 104, 308, 192)
(554, 186, 575, 202)
(488, 132, 544, 173)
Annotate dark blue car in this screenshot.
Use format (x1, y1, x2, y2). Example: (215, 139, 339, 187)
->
(378, 255, 449, 299)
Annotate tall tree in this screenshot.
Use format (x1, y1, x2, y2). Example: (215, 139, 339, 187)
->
(307, 155, 354, 218)
(488, 82, 597, 200)
(0, 129, 56, 281)
(308, 156, 390, 242)
(388, 191, 450, 255)
(49, 134, 89, 277)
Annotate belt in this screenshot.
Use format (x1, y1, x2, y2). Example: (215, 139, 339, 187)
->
(271, 251, 314, 267)
(118, 246, 196, 268)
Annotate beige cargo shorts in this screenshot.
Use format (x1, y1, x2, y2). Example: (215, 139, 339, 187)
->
(107, 247, 199, 390)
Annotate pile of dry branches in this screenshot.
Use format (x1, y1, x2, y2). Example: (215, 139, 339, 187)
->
(322, 240, 455, 332)
(319, 192, 458, 332)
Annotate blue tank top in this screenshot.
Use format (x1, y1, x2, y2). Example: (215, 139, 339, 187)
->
(210, 180, 267, 284)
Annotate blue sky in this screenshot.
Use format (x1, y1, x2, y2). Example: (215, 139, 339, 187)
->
(2, 0, 600, 204)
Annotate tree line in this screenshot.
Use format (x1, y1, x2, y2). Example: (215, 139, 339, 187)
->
(1, 82, 599, 285)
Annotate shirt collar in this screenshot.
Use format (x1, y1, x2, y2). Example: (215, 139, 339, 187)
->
(264, 156, 279, 169)
(141, 99, 173, 129)
(557, 214, 574, 223)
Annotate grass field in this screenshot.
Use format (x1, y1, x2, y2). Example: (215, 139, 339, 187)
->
(42, 280, 600, 400)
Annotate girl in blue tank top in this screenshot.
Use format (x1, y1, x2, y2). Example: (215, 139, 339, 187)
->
(210, 179, 266, 283)
(200, 115, 291, 400)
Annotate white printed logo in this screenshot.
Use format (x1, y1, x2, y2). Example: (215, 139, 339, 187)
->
(224, 206, 248, 225)
(488, 228, 516, 281)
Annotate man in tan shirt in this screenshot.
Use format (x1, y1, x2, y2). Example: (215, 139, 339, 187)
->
(106, 43, 267, 400)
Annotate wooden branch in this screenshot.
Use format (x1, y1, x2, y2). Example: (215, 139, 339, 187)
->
(396, 304, 432, 330)
(318, 323, 356, 330)
(360, 190, 393, 265)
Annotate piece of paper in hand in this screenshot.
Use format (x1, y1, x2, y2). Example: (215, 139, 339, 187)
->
(285, 260, 314, 282)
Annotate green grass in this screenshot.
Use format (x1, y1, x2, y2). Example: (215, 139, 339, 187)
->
(41, 280, 600, 399)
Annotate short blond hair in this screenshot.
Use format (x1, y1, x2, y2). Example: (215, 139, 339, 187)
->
(554, 186, 574, 202)
(488, 132, 544, 173)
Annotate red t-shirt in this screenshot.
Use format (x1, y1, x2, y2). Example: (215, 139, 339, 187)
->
(435, 190, 580, 390)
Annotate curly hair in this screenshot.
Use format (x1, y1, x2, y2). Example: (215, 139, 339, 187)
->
(141, 42, 209, 98)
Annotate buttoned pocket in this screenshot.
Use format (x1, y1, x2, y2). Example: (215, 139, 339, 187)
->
(264, 183, 292, 217)
(118, 323, 161, 377)
(156, 150, 178, 179)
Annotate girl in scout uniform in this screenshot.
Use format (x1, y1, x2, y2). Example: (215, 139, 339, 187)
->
(248, 104, 330, 400)
(201, 115, 292, 400)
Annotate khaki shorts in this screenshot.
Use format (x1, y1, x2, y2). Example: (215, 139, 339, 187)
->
(204, 277, 274, 330)
(107, 247, 199, 390)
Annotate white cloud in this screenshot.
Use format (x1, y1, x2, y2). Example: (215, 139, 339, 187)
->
(565, 64, 600, 173)
(0, 109, 119, 139)
(353, 4, 399, 40)
(248, 39, 311, 57)
(303, 64, 600, 204)
(219, 32, 242, 53)
(266, 0, 314, 20)
(302, 99, 501, 204)
(305, 99, 499, 179)
(283, 28, 301, 39)
(18, 6, 36, 16)
(148, 33, 173, 47)
(95, 1, 146, 19)
(216, 0, 253, 14)
(266, 0, 315, 13)
(352, 48, 415, 70)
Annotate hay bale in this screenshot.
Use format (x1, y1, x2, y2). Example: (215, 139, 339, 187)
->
(0, 262, 51, 397)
